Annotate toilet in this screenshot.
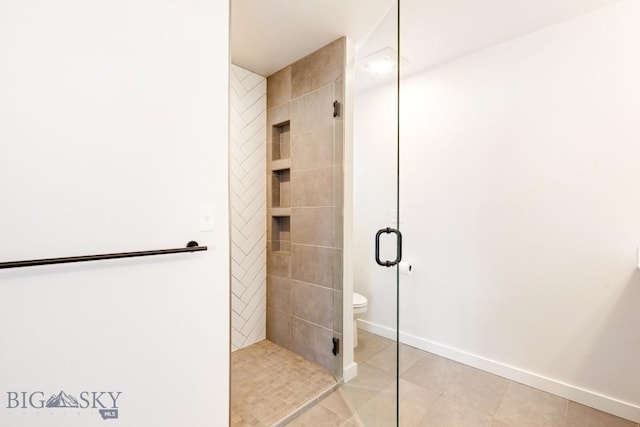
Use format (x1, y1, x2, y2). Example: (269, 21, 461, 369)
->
(353, 292, 368, 348)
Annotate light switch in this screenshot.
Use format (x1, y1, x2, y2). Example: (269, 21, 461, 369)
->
(200, 205, 215, 231)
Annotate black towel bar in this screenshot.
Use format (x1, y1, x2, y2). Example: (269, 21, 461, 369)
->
(0, 241, 207, 270)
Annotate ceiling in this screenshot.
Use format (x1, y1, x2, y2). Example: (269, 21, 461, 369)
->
(230, 0, 395, 77)
(231, 0, 621, 78)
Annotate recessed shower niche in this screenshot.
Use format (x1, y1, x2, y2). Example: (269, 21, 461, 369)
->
(271, 215, 290, 253)
(272, 121, 290, 161)
(271, 168, 290, 208)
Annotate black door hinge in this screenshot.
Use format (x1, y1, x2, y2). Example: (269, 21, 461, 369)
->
(333, 100, 341, 118)
(332, 337, 340, 356)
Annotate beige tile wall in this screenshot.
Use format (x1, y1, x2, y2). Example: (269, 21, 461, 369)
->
(266, 37, 345, 372)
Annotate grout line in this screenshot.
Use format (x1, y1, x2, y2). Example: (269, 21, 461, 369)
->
(266, 80, 336, 112)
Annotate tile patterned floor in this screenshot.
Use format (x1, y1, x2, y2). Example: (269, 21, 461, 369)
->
(231, 340, 337, 426)
(287, 330, 639, 427)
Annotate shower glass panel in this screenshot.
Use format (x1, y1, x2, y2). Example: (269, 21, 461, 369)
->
(333, 71, 345, 380)
(347, 1, 400, 424)
(349, 0, 640, 425)
(389, 0, 639, 426)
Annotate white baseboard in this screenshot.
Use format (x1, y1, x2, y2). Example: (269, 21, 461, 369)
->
(358, 319, 640, 423)
(343, 361, 358, 383)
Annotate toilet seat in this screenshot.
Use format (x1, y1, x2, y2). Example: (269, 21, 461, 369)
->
(353, 292, 368, 315)
(353, 292, 367, 308)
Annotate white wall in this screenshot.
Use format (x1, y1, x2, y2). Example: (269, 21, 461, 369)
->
(230, 64, 267, 351)
(354, 0, 640, 421)
(0, 1, 229, 426)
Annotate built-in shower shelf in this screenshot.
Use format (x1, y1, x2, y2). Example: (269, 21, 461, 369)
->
(271, 208, 291, 217)
(271, 168, 291, 208)
(271, 158, 291, 171)
(272, 121, 290, 161)
(271, 215, 290, 254)
(272, 250, 290, 255)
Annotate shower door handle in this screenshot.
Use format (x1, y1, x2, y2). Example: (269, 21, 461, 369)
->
(375, 227, 402, 267)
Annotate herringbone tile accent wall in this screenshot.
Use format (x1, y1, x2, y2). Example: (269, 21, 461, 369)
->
(230, 64, 267, 351)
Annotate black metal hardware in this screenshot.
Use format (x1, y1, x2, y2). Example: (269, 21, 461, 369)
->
(332, 337, 340, 356)
(333, 100, 341, 118)
(375, 227, 402, 267)
(0, 241, 207, 270)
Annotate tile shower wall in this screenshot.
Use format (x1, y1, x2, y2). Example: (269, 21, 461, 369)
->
(266, 38, 345, 372)
(230, 64, 267, 351)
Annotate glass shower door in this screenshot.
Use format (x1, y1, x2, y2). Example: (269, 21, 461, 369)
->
(347, 1, 401, 424)
(387, 1, 640, 426)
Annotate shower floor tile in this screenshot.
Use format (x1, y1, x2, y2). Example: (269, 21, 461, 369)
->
(231, 339, 337, 426)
